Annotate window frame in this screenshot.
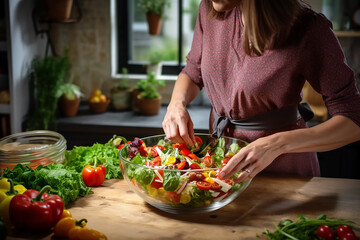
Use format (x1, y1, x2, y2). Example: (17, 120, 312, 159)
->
(111, 0, 186, 78)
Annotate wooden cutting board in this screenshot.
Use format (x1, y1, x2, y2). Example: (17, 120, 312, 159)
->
(6, 174, 360, 239)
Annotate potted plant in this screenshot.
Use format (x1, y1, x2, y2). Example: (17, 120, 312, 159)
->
(45, 0, 73, 21)
(147, 49, 163, 77)
(138, 0, 170, 35)
(110, 68, 132, 111)
(57, 82, 83, 117)
(133, 72, 165, 115)
(26, 51, 70, 130)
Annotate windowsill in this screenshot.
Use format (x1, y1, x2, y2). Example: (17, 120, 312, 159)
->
(111, 73, 178, 81)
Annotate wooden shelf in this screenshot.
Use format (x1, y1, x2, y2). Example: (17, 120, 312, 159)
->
(334, 31, 360, 37)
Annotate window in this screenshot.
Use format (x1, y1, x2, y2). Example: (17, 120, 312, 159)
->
(111, 0, 200, 78)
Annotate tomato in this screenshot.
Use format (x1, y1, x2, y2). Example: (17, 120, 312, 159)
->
(177, 160, 187, 170)
(221, 157, 231, 167)
(202, 156, 213, 168)
(180, 148, 191, 156)
(166, 192, 181, 203)
(210, 182, 221, 191)
(189, 163, 201, 169)
(117, 144, 125, 149)
(195, 136, 203, 146)
(150, 176, 163, 189)
(154, 144, 165, 150)
(317, 225, 334, 240)
(337, 225, 355, 237)
(189, 172, 205, 181)
(172, 143, 187, 150)
(196, 181, 212, 190)
(139, 145, 148, 157)
(339, 232, 358, 240)
(188, 153, 198, 160)
(146, 156, 162, 167)
(144, 147, 158, 157)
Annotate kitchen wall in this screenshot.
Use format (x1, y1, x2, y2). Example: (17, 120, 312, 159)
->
(50, 0, 360, 101)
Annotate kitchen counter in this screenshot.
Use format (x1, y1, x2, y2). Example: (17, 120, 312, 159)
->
(7, 174, 360, 239)
(57, 105, 211, 148)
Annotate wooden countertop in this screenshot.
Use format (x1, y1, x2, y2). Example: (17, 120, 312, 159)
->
(7, 174, 360, 240)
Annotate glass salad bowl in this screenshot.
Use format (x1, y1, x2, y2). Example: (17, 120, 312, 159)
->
(119, 133, 252, 214)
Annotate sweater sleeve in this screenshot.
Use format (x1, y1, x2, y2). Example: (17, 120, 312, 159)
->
(301, 12, 360, 127)
(180, 0, 206, 89)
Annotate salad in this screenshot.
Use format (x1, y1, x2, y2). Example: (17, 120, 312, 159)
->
(119, 135, 248, 208)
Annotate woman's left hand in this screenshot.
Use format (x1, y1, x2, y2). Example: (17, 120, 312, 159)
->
(219, 135, 283, 182)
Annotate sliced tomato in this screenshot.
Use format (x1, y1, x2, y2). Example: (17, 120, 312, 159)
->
(188, 153, 198, 160)
(210, 182, 221, 191)
(146, 156, 162, 167)
(202, 156, 213, 168)
(139, 145, 148, 157)
(150, 176, 163, 189)
(221, 157, 231, 167)
(154, 144, 165, 150)
(144, 147, 158, 157)
(196, 181, 212, 190)
(166, 192, 181, 203)
(177, 160, 187, 170)
(172, 143, 187, 150)
(117, 144, 125, 149)
(189, 163, 201, 169)
(195, 136, 203, 146)
(180, 148, 191, 156)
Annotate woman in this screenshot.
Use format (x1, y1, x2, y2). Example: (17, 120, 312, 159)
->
(162, 0, 360, 183)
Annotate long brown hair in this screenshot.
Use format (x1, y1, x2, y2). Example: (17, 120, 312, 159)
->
(207, 0, 310, 56)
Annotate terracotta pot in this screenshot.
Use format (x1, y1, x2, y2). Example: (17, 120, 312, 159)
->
(135, 95, 162, 115)
(58, 96, 80, 117)
(110, 88, 132, 111)
(88, 99, 110, 114)
(132, 90, 142, 113)
(45, 0, 73, 21)
(146, 12, 162, 35)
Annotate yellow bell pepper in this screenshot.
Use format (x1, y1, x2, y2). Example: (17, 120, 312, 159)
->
(0, 178, 26, 222)
(54, 217, 107, 240)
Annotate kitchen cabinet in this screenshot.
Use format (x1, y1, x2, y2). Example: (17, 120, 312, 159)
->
(0, 0, 47, 136)
(4, 174, 360, 239)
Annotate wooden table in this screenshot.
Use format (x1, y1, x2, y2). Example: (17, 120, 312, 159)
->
(7, 174, 360, 239)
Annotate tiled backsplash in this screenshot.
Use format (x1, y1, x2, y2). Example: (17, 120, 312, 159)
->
(50, 0, 360, 103)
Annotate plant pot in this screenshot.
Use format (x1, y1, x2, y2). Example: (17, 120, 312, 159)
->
(110, 88, 132, 111)
(88, 99, 110, 114)
(58, 96, 80, 117)
(45, 0, 73, 21)
(147, 63, 162, 77)
(146, 12, 162, 35)
(135, 95, 162, 115)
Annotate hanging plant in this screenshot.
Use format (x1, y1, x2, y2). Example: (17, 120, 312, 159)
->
(138, 0, 171, 35)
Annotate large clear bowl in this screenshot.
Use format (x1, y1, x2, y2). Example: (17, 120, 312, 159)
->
(119, 133, 251, 214)
(0, 130, 67, 170)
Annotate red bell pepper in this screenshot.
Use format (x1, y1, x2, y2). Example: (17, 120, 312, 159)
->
(82, 157, 107, 187)
(9, 185, 64, 232)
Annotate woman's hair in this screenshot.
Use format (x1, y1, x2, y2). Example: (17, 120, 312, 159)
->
(207, 0, 310, 56)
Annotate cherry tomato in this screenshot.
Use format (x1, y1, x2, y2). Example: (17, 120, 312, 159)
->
(210, 182, 221, 191)
(139, 145, 148, 157)
(146, 157, 162, 167)
(150, 176, 163, 189)
(180, 148, 191, 156)
(196, 181, 212, 190)
(177, 160, 187, 170)
(221, 157, 231, 167)
(202, 156, 213, 168)
(154, 144, 165, 150)
(166, 192, 181, 203)
(117, 144, 125, 149)
(189, 172, 205, 181)
(195, 136, 203, 146)
(339, 232, 358, 240)
(188, 153, 198, 160)
(172, 143, 187, 150)
(337, 225, 355, 237)
(189, 163, 201, 169)
(317, 225, 334, 240)
(144, 147, 158, 157)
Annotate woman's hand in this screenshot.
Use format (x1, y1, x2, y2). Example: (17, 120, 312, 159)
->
(219, 135, 283, 182)
(162, 101, 196, 146)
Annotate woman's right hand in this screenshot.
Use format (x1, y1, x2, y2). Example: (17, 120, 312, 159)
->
(162, 101, 196, 146)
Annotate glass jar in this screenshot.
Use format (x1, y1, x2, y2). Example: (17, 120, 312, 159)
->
(0, 130, 67, 170)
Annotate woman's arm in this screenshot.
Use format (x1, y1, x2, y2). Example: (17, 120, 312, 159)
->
(162, 73, 201, 146)
(220, 115, 360, 182)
